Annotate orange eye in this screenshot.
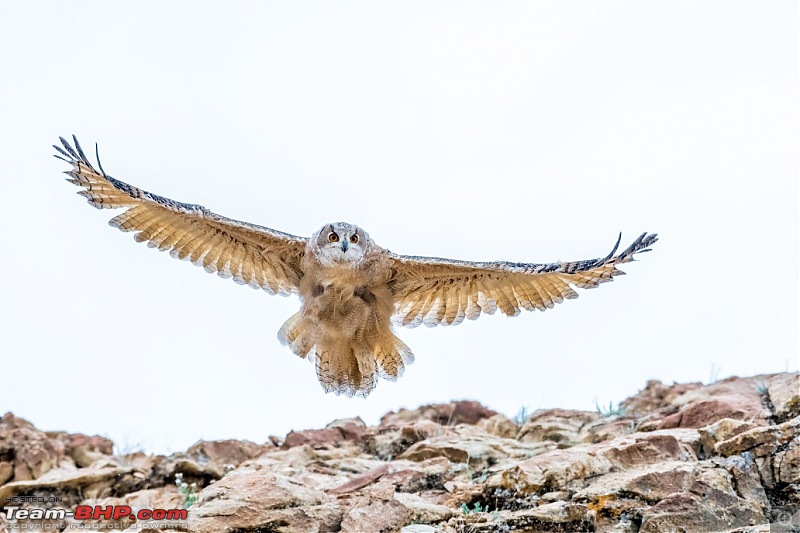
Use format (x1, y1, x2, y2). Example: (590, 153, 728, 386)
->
(328, 232, 339, 243)
(350, 234, 359, 244)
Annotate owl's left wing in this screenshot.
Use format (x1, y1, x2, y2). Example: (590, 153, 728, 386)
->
(387, 233, 658, 327)
(54, 136, 307, 295)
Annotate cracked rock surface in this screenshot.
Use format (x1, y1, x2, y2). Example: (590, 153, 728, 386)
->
(1, 373, 798, 532)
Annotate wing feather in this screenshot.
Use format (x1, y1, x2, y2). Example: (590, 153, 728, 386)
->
(55, 136, 306, 293)
(389, 232, 657, 327)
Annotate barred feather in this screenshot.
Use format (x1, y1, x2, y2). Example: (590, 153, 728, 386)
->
(390, 232, 657, 327)
(55, 135, 307, 295)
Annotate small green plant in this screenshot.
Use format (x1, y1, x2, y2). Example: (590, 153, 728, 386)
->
(460, 502, 485, 515)
(594, 399, 624, 417)
(708, 363, 721, 384)
(175, 473, 198, 508)
(513, 406, 529, 426)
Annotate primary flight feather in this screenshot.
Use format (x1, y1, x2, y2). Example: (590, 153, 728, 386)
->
(55, 136, 658, 397)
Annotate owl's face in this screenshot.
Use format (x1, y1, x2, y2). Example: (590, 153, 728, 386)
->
(311, 222, 370, 267)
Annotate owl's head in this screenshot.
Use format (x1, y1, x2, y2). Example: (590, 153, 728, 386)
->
(311, 222, 371, 267)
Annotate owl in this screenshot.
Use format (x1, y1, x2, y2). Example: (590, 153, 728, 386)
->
(54, 136, 658, 398)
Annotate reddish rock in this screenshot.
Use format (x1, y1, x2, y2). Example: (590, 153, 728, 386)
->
(697, 418, 759, 455)
(478, 414, 518, 438)
(767, 373, 800, 421)
(340, 496, 411, 533)
(775, 433, 800, 485)
(621, 379, 704, 417)
(518, 409, 599, 445)
(186, 465, 335, 533)
(380, 401, 498, 427)
(0, 413, 65, 481)
(283, 428, 347, 449)
(0, 461, 12, 485)
(186, 438, 265, 467)
(283, 418, 369, 450)
(658, 398, 761, 430)
(48, 432, 114, 468)
(326, 417, 368, 442)
(2, 374, 798, 533)
(716, 416, 799, 458)
(327, 464, 390, 495)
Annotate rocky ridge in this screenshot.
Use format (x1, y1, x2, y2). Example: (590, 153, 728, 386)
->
(1, 373, 798, 532)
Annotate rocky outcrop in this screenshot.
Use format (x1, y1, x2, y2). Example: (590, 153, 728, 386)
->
(1, 373, 797, 532)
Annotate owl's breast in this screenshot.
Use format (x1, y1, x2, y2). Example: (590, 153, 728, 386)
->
(298, 263, 394, 339)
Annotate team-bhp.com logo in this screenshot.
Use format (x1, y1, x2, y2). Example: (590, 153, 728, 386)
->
(3, 504, 187, 521)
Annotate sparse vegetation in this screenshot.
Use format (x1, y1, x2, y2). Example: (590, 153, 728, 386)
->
(461, 501, 485, 515)
(594, 399, 625, 417)
(513, 406, 529, 426)
(708, 363, 721, 384)
(175, 472, 198, 508)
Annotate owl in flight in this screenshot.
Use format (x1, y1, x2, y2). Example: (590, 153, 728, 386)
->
(54, 136, 657, 398)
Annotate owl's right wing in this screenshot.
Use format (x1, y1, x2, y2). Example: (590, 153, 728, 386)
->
(55, 136, 307, 295)
(387, 232, 658, 327)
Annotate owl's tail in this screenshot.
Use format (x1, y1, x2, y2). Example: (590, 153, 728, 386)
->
(315, 334, 415, 398)
(277, 313, 415, 397)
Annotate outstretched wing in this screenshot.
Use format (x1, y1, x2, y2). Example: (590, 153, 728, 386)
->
(55, 136, 307, 295)
(388, 233, 658, 327)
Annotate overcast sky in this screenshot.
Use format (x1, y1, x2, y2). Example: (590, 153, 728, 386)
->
(0, 1, 797, 454)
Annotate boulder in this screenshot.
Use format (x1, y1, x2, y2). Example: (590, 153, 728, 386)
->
(0, 413, 65, 482)
(380, 401, 498, 428)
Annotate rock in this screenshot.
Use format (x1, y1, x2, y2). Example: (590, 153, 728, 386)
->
(0, 463, 133, 502)
(47, 432, 114, 469)
(621, 379, 703, 417)
(575, 461, 696, 503)
(466, 502, 595, 532)
(477, 414, 518, 439)
(518, 409, 599, 445)
(326, 417, 368, 441)
(394, 491, 455, 522)
(658, 398, 762, 430)
(698, 418, 758, 455)
(340, 496, 411, 533)
(621, 374, 798, 431)
(163, 452, 224, 482)
(639, 488, 764, 532)
(186, 438, 266, 468)
(775, 437, 800, 485)
(581, 417, 638, 444)
(2, 373, 798, 533)
(283, 418, 370, 450)
(400, 429, 553, 476)
(284, 428, 349, 449)
(186, 465, 332, 533)
(327, 464, 390, 495)
(725, 453, 769, 510)
(766, 373, 800, 422)
(488, 429, 700, 497)
(380, 401, 498, 427)
(716, 416, 800, 457)
(0, 461, 12, 484)
(0, 413, 65, 482)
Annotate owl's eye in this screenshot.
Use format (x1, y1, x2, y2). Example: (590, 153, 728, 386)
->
(350, 234, 359, 244)
(328, 232, 339, 243)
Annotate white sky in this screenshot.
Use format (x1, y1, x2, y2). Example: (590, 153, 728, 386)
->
(0, 2, 797, 454)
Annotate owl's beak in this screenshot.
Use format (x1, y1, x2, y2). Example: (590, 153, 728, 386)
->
(341, 241, 349, 252)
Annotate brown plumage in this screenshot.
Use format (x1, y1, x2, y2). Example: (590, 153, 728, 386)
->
(55, 136, 658, 397)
